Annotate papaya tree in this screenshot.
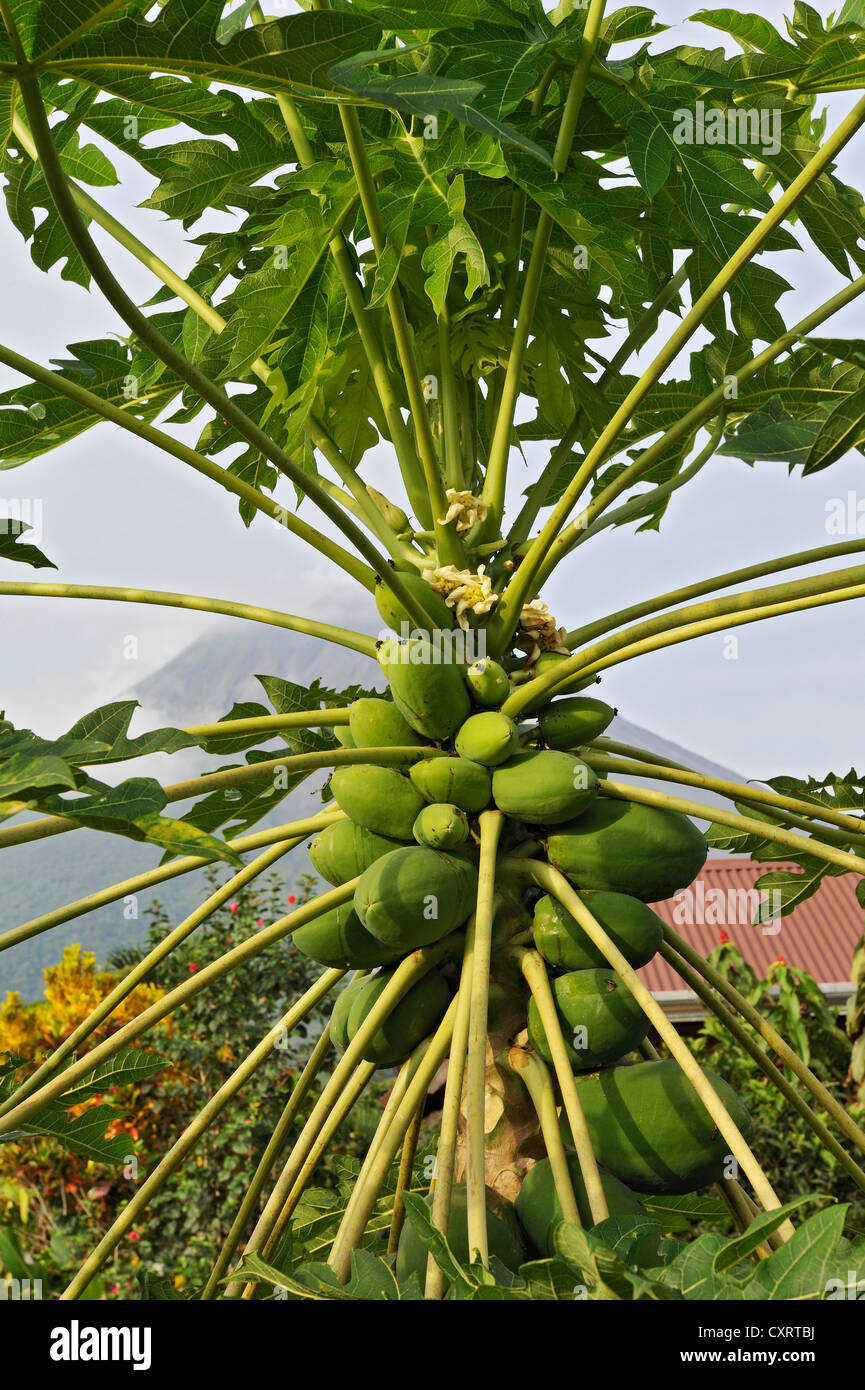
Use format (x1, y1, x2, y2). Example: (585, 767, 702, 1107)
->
(2, 0, 865, 1301)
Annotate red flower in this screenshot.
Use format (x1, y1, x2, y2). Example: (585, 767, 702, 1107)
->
(229, 902, 240, 914)
(129, 1231, 141, 1242)
(775, 954, 787, 965)
(256, 917, 264, 926)
(718, 929, 731, 945)
(189, 963, 198, 973)
(288, 894, 296, 904)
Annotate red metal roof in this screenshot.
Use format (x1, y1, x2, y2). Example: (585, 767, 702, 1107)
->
(639, 858, 862, 996)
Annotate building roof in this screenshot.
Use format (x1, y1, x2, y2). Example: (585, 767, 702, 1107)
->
(638, 857, 862, 1019)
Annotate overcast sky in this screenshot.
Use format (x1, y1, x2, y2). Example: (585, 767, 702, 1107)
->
(0, 0, 863, 781)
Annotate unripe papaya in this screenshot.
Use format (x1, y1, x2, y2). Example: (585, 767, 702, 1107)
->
(409, 756, 491, 812)
(569, 1059, 753, 1195)
(378, 637, 471, 740)
(413, 802, 469, 850)
(395, 1186, 526, 1291)
(533, 891, 663, 971)
(349, 697, 423, 749)
(341, 966, 451, 1067)
(292, 902, 399, 969)
(465, 658, 510, 708)
(367, 485, 409, 536)
(491, 749, 597, 825)
(333, 725, 356, 748)
(330, 765, 424, 840)
(355, 846, 478, 950)
(329, 975, 370, 1051)
(515, 1153, 645, 1256)
(539, 696, 616, 750)
(375, 571, 453, 636)
(547, 798, 707, 902)
(527, 968, 649, 1070)
(455, 711, 519, 766)
(309, 819, 404, 886)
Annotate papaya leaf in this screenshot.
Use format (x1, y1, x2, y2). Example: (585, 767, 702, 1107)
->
(516, 1257, 582, 1300)
(60, 700, 198, 763)
(743, 1205, 850, 1300)
(49, 3, 386, 104)
(712, 1195, 821, 1274)
(803, 384, 865, 473)
(718, 397, 823, 466)
(0, 751, 78, 799)
(0, 339, 177, 469)
(3, 1100, 134, 1166)
(328, 49, 553, 166)
(55, 1046, 168, 1105)
(0, 523, 56, 569)
(401, 1191, 480, 1294)
(642, 1194, 729, 1231)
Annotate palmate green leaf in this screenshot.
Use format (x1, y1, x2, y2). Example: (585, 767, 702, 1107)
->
(55, 1045, 167, 1105)
(201, 168, 359, 381)
(4, 0, 140, 62)
(713, 1196, 819, 1274)
(134, 98, 290, 229)
(0, 751, 78, 799)
(255, 675, 338, 758)
(61, 699, 198, 763)
(803, 385, 865, 473)
(169, 761, 312, 842)
(349, 0, 532, 31)
(0, 1097, 134, 1166)
(692, 9, 798, 57)
(0, 338, 177, 469)
(752, 857, 845, 923)
(46, 1, 385, 105)
(0, 522, 56, 568)
(328, 48, 553, 166)
(744, 1205, 850, 1300)
(718, 397, 823, 466)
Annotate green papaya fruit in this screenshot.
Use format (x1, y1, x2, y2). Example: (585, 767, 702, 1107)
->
(329, 975, 370, 1051)
(367, 486, 409, 536)
(341, 966, 451, 1066)
(375, 572, 453, 636)
(409, 756, 491, 812)
(413, 802, 469, 850)
(349, 697, 424, 749)
(547, 798, 707, 902)
(333, 725, 356, 748)
(465, 658, 510, 708)
(515, 1153, 646, 1256)
(533, 891, 663, 971)
(395, 1186, 526, 1291)
(454, 711, 520, 766)
(355, 846, 478, 950)
(292, 902, 400, 970)
(378, 638, 471, 740)
(491, 749, 598, 825)
(539, 696, 616, 750)
(527, 968, 649, 1070)
(330, 765, 425, 841)
(569, 1059, 753, 1194)
(309, 819, 404, 886)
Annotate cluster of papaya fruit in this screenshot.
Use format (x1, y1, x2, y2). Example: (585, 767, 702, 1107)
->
(293, 574, 751, 1270)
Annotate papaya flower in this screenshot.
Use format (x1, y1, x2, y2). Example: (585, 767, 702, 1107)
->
(424, 564, 498, 630)
(436, 488, 487, 533)
(515, 599, 568, 663)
